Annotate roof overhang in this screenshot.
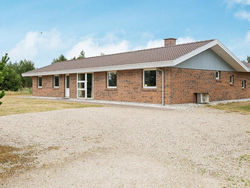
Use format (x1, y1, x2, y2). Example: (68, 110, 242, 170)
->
(22, 40, 249, 77)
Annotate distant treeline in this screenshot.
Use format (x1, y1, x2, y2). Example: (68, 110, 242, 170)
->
(0, 54, 35, 91)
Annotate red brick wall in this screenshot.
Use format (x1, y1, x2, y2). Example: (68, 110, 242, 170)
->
(32, 75, 65, 98)
(94, 69, 163, 104)
(69, 74, 77, 98)
(167, 68, 250, 104)
(32, 68, 250, 104)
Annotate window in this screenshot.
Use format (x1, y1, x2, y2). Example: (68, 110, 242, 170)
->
(230, 75, 234, 85)
(242, 80, 246, 89)
(77, 73, 86, 98)
(216, 71, 221, 80)
(77, 73, 93, 98)
(38, 77, 42, 88)
(143, 69, 156, 88)
(107, 72, 117, 88)
(54, 75, 59, 88)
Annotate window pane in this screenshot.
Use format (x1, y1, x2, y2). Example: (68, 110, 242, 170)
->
(78, 90, 85, 98)
(108, 72, 117, 87)
(54, 76, 59, 87)
(144, 70, 156, 87)
(38, 77, 42, 87)
(78, 82, 85, 89)
(87, 73, 92, 98)
(78, 74, 85, 81)
(66, 76, 69, 88)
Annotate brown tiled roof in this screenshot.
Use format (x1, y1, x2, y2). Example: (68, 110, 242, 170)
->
(26, 39, 214, 74)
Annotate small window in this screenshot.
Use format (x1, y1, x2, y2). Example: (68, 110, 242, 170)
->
(242, 80, 246, 89)
(216, 71, 221, 80)
(143, 69, 156, 88)
(54, 75, 59, 88)
(38, 77, 42, 88)
(230, 75, 234, 85)
(107, 72, 117, 88)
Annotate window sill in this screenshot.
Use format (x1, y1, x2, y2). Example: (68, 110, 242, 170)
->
(106, 87, 117, 91)
(38, 87, 42, 89)
(143, 87, 157, 91)
(53, 87, 59, 89)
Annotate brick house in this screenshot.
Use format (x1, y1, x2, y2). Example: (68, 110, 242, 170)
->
(22, 38, 250, 104)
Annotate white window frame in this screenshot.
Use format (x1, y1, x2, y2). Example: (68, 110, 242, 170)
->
(107, 71, 117, 89)
(143, 69, 157, 89)
(216, 71, 220, 80)
(242, 80, 246, 89)
(53, 75, 59, 88)
(76, 73, 94, 99)
(230, 75, 234, 85)
(38, 76, 42, 88)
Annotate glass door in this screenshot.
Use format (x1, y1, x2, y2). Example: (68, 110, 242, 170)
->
(77, 73, 93, 99)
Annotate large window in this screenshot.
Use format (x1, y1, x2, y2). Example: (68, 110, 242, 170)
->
(242, 80, 246, 89)
(143, 69, 156, 88)
(107, 72, 117, 88)
(54, 75, 59, 88)
(38, 76, 42, 88)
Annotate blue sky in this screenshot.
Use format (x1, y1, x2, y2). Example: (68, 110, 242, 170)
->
(0, 0, 249, 68)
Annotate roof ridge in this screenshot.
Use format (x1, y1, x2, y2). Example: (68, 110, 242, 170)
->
(56, 39, 215, 64)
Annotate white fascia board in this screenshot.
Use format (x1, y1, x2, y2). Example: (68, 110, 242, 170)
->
(22, 60, 174, 77)
(215, 40, 249, 72)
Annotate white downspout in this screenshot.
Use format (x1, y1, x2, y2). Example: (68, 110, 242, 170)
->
(162, 68, 165, 106)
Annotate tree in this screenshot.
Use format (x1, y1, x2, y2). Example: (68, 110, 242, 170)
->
(247, 56, 250, 63)
(0, 63, 22, 91)
(11, 60, 35, 88)
(0, 54, 9, 105)
(77, 50, 85, 59)
(51, 54, 67, 64)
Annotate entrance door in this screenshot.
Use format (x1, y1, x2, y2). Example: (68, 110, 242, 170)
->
(77, 73, 93, 99)
(65, 75, 70, 98)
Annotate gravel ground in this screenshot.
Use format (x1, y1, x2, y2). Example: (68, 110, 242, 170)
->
(0, 106, 249, 188)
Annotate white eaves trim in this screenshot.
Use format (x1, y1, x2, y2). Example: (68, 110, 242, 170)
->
(22, 60, 174, 76)
(22, 40, 249, 77)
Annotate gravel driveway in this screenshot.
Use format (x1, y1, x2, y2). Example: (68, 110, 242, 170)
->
(0, 106, 249, 188)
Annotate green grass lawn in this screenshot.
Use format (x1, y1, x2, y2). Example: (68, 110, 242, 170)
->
(207, 101, 250, 114)
(0, 91, 101, 116)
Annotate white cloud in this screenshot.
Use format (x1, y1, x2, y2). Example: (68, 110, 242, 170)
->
(9, 29, 63, 61)
(176, 37, 195, 44)
(133, 37, 195, 51)
(235, 10, 250, 21)
(66, 36, 130, 59)
(225, 0, 250, 5)
(226, 31, 250, 61)
(247, 31, 250, 42)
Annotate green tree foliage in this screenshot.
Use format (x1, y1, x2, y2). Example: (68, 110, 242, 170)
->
(11, 60, 35, 88)
(0, 63, 22, 91)
(77, 50, 85, 59)
(51, 54, 67, 64)
(247, 56, 250, 63)
(0, 54, 9, 105)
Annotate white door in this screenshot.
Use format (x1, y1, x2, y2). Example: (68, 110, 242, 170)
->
(65, 75, 70, 98)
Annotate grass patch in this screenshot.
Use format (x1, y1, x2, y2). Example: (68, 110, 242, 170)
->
(0, 145, 36, 180)
(4, 88, 32, 96)
(207, 101, 250, 114)
(0, 93, 101, 116)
